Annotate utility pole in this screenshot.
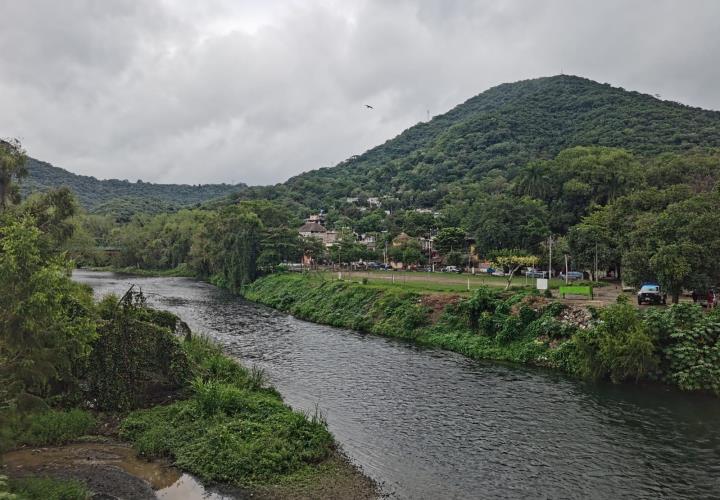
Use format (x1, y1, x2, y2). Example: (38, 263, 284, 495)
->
(564, 254, 569, 285)
(594, 242, 598, 282)
(548, 235, 553, 279)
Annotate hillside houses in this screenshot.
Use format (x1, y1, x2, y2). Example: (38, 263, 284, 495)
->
(298, 215, 338, 246)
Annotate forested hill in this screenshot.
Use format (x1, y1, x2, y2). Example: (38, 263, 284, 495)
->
(235, 74, 720, 210)
(22, 156, 245, 210)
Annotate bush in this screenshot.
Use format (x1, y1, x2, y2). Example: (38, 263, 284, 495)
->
(575, 302, 658, 383)
(663, 317, 720, 394)
(87, 291, 191, 411)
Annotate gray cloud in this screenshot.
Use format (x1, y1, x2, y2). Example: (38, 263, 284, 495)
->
(1, 0, 719, 185)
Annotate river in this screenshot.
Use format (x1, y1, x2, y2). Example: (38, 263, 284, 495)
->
(74, 271, 720, 500)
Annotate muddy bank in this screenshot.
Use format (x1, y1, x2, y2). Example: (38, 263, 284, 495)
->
(2, 443, 378, 500)
(1, 442, 239, 499)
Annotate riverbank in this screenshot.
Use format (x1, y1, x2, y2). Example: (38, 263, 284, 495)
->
(87, 264, 197, 277)
(244, 273, 720, 395)
(1, 297, 377, 500)
(71, 270, 720, 499)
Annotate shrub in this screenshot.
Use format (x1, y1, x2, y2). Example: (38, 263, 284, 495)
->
(575, 302, 658, 383)
(664, 317, 720, 394)
(86, 290, 191, 411)
(455, 287, 499, 331)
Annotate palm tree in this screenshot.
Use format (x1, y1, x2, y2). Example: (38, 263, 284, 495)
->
(514, 161, 553, 201)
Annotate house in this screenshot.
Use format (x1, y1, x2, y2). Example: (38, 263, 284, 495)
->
(418, 236, 434, 252)
(298, 215, 338, 247)
(304, 213, 326, 225)
(298, 221, 327, 240)
(359, 233, 377, 249)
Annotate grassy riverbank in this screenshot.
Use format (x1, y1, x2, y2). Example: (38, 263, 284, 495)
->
(1, 292, 376, 499)
(245, 273, 720, 394)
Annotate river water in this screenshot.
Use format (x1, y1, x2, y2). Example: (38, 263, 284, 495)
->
(74, 271, 720, 500)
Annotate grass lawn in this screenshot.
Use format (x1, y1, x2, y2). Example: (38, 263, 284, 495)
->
(312, 270, 572, 294)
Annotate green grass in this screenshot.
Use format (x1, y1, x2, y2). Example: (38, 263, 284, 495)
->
(313, 270, 605, 294)
(1, 409, 96, 451)
(119, 336, 334, 486)
(7, 476, 90, 500)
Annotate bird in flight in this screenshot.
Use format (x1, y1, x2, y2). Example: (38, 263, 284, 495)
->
(364, 104, 374, 109)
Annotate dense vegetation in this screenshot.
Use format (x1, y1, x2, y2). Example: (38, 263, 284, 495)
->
(22, 155, 245, 212)
(0, 146, 368, 496)
(246, 273, 720, 394)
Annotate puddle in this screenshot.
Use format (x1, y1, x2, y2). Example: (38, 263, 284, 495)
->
(157, 473, 231, 499)
(3, 443, 231, 499)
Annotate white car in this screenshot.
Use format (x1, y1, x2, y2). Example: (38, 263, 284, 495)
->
(491, 270, 505, 277)
(442, 266, 461, 273)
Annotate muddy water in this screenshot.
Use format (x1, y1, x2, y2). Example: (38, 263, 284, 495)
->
(75, 271, 720, 500)
(2, 443, 229, 499)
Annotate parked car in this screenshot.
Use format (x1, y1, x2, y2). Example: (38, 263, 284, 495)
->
(523, 267, 547, 278)
(442, 266, 462, 273)
(491, 270, 505, 277)
(366, 261, 381, 270)
(559, 271, 584, 281)
(637, 283, 667, 305)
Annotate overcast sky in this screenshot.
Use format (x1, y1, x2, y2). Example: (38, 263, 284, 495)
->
(2, 0, 719, 185)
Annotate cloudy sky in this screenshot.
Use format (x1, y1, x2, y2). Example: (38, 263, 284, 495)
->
(1, 0, 719, 185)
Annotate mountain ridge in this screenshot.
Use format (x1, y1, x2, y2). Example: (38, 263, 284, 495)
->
(234, 74, 720, 211)
(22, 156, 246, 211)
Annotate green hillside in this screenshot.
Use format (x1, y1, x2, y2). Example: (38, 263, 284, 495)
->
(235, 75, 720, 210)
(22, 156, 245, 211)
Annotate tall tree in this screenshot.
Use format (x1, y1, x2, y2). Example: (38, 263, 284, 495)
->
(210, 207, 263, 292)
(0, 139, 28, 210)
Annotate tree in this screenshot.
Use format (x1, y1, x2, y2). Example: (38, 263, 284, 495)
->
(259, 227, 303, 269)
(300, 236, 326, 266)
(492, 251, 539, 290)
(0, 214, 96, 402)
(403, 245, 423, 266)
(0, 139, 28, 210)
(567, 209, 618, 280)
(445, 250, 464, 267)
(434, 227, 465, 254)
(209, 207, 263, 292)
(622, 193, 720, 303)
(467, 195, 549, 256)
(649, 243, 701, 304)
(514, 161, 554, 200)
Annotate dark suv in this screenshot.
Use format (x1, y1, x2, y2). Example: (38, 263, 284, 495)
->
(637, 283, 667, 305)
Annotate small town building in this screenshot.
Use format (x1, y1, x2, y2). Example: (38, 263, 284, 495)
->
(298, 214, 338, 247)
